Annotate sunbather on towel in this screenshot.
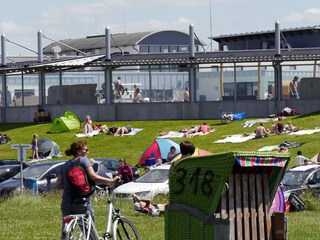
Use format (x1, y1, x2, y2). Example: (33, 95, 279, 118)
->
(114, 126, 133, 136)
(185, 122, 210, 138)
(132, 194, 165, 216)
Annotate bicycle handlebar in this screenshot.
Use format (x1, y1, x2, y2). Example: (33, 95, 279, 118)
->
(95, 185, 112, 199)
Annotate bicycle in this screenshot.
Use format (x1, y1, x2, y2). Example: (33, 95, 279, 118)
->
(62, 186, 140, 240)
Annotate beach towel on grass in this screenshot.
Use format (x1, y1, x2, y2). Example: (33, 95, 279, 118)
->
(258, 141, 304, 151)
(213, 133, 256, 143)
(257, 145, 281, 152)
(243, 118, 270, 128)
(185, 128, 216, 138)
(76, 130, 101, 138)
(157, 131, 185, 139)
(288, 128, 320, 136)
(157, 129, 215, 139)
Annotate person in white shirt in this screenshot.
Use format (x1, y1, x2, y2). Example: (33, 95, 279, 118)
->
(295, 150, 309, 166)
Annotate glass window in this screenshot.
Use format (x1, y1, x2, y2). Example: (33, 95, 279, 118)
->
(149, 46, 160, 53)
(222, 44, 228, 51)
(161, 46, 169, 53)
(178, 46, 188, 52)
(140, 46, 148, 53)
(169, 46, 178, 53)
(289, 65, 297, 70)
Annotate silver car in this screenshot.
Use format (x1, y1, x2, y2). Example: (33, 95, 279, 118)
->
(0, 160, 66, 197)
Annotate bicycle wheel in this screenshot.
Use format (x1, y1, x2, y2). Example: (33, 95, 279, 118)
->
(63, 219, 86, 240)
(112, 217, 140, 240)
(63, 216, 99, 240)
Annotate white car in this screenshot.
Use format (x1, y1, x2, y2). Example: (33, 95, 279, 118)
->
(282, 164, 320, 201)
(112, 164, 170, 201)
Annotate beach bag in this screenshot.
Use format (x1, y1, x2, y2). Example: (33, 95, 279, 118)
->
(67, 162, 95, 198)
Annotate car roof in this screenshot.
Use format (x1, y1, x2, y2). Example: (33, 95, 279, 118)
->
(0, 160, 19, 165)
(94, 158, 118, 163)
(289, 164, 320, 171)
(0, 165, 20, 169)
(152, 164, 171, 170)
(29, 160, 66, 166)
(94, 158, 118, 161)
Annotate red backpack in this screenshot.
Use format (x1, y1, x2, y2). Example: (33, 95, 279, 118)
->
(67, 162, 95, 198)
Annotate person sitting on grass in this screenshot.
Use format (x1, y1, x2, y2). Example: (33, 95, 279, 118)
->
(83, 115, 94, 135)
(276, 117, 285, 134)
(166, 146, 178, 163)
(255, 123, 268, 138)
(285, 121, 300, 132)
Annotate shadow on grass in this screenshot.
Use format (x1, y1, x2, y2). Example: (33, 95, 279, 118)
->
(0, 123, 37, 131)
(293, 111, 320, 119)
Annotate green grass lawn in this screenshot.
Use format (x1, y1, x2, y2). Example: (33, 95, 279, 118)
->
(0, 113, 320, 239)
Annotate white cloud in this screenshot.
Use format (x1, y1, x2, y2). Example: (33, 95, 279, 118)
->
(107, 17, 194, 34)
(0, 21, 34, 35)
(281, 8, 320, 24)
(118, 0, 244, 6)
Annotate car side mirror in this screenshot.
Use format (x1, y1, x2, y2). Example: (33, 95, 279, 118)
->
(46, 173, 57, 180)
(308, 179, 316, 185)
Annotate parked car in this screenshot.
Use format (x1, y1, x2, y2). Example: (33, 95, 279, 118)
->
(0, 160, 66, 198)
(282, 164, 320, 201)
(0, 158, 139, 199)
(112, 164, 170, 201)
(0, 164, 29, 183)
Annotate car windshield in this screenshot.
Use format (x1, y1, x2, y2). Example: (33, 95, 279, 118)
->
(0, 169, 8, 175)
(136, 168, 169, 183)
(13, 164, 53, 179)
(282, 170, 311, 186)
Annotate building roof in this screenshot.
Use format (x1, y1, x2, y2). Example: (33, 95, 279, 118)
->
(211, 25, 320, 42)
(43, 30, 205, 54)
(43, 31, 153, 54)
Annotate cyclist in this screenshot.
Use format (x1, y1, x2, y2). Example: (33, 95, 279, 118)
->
(55, 140, 120, 239)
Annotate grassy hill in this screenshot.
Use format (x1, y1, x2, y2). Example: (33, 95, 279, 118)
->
(0, 113, 320, 239)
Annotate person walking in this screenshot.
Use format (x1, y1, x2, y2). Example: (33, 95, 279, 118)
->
(55, 140, 120, 239)
(31, 134, 40, 160)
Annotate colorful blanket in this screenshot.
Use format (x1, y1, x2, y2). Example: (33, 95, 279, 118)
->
(236, 156, 286, 167)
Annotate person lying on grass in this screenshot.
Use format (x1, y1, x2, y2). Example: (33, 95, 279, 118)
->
(132, 193, 166, 216)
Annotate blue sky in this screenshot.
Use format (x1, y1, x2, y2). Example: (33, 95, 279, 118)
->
(1, 0, 320, 55)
